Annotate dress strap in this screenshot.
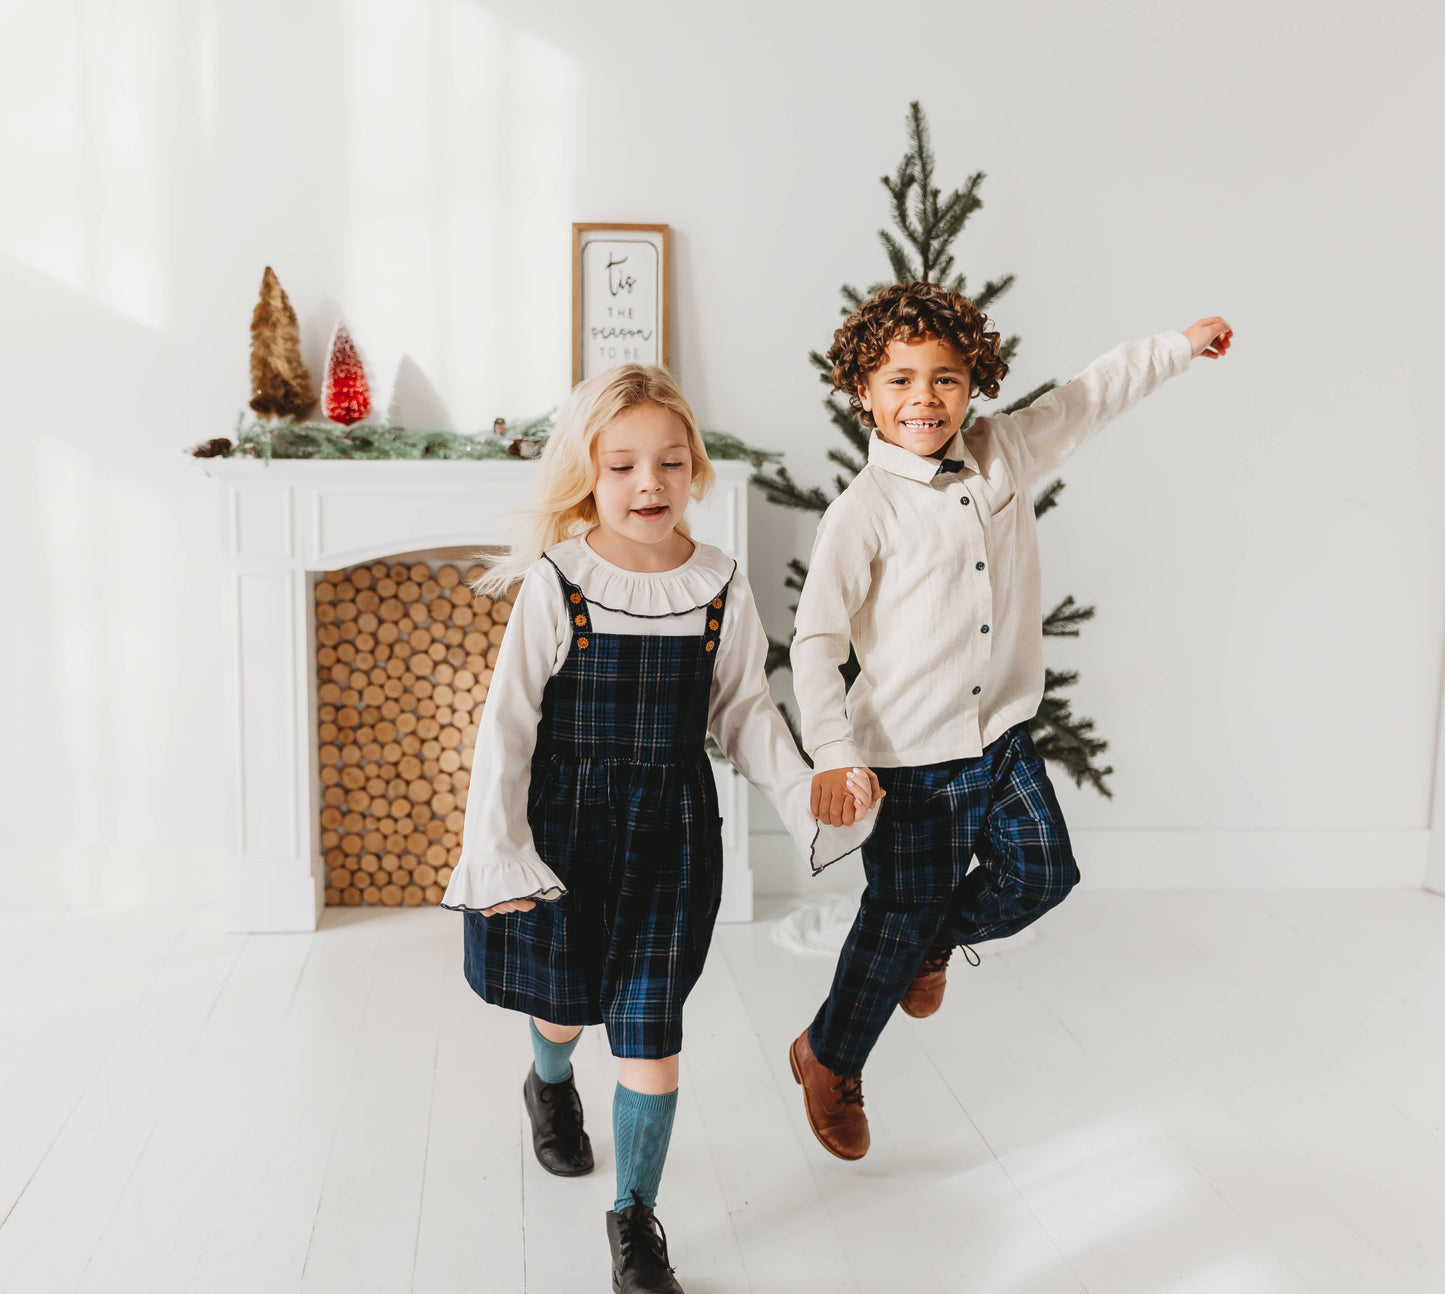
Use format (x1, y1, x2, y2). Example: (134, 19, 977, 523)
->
(699, 568, 735, 656)
(542, 555, 593, 646)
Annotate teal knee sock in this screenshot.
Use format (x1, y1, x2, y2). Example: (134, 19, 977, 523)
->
(612, 1083, 678, 1213)
(529, 1019, 582, 1084)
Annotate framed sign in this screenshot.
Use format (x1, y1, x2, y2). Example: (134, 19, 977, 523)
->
(572, 223, 670, 383)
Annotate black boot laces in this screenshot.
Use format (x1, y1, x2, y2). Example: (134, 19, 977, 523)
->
(618, 1190, 673, 1272)
(832, 1075, 865, 1108)
(540, 1079, 585, 1140)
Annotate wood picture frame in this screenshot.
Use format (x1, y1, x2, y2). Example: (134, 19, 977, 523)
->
(572, 223, 670, 385)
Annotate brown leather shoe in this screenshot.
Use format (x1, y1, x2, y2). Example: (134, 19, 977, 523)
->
(899, 943, 953, 1018)
(899, 941, 979, 1019)
(789, 1029, 869, 1160)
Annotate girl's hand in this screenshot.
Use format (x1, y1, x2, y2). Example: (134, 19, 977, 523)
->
(1183, 317, 1233, 359)
(479, 898, 537, 917)
(811, 766, 886, 826)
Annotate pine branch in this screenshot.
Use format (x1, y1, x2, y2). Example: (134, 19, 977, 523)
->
(883, 168, 919, 254)
(1043, 594, 1096, 637)
(1044, 667, 1079, 693)
(827, 447, 866, 476)
(750, 463, 831, 513)
(971, 273, 1016, 314)
(700, 428, 783, 466)
(832, 404, 871, 459)
(823, 397, 857, 433)
(766, 636, 792, 676)
(879, 230, 917, 283)
(997, 334, 1021, 367)
(1002, 380, 1057, 417)
(1030, 698, 1113, 797)
(784, 558, 809, 595)
(938, 172, 984, 246)
(1033, 477, 1065, 519)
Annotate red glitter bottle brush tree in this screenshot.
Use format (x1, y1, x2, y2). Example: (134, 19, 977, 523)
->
(322, 321, 372, 426)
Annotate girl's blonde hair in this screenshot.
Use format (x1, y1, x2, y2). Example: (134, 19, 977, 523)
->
(475, 364, 714, 596)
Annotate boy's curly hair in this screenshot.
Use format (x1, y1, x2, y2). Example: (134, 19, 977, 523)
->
(826, 281, 1008, 426)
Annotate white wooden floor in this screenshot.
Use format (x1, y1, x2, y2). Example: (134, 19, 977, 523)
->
(2, 890, 1442, 1294)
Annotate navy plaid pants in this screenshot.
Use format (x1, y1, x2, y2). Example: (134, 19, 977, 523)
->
(808, 723, 1079, 1077)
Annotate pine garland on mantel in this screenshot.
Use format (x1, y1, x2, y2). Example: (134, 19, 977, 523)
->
(192, 412, 780, 467)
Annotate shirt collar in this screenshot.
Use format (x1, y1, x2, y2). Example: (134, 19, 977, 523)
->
(866, 428, 978, 483)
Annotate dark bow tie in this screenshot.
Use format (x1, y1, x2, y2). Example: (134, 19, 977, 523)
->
(934, 457, 970, 476)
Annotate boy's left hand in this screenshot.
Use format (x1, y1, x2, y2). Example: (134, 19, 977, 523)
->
(810, 766, 886, 826)
(1183, 317, 1233, 359)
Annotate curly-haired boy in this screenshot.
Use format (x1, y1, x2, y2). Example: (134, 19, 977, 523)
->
(787, 279, 1232, 1160)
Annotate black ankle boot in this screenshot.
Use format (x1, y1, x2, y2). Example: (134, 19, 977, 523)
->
(606, 1192, 684, 1293)
(523, 1065, 594, 1176)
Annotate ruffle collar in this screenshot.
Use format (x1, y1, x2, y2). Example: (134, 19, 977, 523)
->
(543, 533, 737, 619)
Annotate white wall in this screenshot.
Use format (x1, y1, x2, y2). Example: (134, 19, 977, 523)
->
(2, 0, 1442, 904)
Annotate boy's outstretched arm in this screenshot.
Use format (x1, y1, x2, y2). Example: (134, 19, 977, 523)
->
(998, 318, 1232, 481)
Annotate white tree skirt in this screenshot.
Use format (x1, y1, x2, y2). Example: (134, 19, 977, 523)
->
(772, 893, 1037, 958)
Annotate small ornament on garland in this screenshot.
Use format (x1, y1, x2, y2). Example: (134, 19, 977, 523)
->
(249, 267, 315, 421)
(322, 321, 372, 426)
(491, 417, 508, 439)
(509, 436, 542, 459)
(189, 436, 234, 458)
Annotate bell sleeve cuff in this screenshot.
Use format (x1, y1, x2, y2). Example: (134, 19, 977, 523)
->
(439, 854, 567, 912)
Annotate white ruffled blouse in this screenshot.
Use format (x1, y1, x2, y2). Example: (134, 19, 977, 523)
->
(441, 533, 878, 912)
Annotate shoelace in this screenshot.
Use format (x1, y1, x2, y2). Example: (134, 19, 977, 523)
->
(540, 1081, 585, 1139)
(921, 942, 980, 975)
(618, 1191, 673, 1271)
(832, 1075, 865, 1108)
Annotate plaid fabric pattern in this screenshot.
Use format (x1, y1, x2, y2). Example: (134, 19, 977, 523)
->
(808, 722, 1079, 1076)
(463, 562, 732, 1059)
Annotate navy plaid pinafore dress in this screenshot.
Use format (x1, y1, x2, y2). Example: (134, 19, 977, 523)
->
(462, 556, 734, 1059)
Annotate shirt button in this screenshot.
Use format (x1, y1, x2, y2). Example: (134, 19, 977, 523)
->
(959, 496, 971, 506)
(976, 561, 985, 571)
(972, 686, 981, 695)
(981, 625, 990, 634)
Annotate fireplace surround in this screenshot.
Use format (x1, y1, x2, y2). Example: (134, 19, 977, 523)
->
(202, 458, 755, 932)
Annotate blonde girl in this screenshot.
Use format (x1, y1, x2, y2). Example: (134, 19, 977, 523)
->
(441, 365, 880, 1294)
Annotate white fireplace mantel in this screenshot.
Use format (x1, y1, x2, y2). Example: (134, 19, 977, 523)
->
(202, 457, 755, 933)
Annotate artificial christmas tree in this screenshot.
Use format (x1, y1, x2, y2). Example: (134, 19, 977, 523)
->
(754, 101, 1113, 796)
(322, 321, 372, 427)
(248, 266, 315, 421)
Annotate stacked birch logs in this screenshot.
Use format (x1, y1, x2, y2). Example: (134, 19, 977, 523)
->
(314, 560, 511, 907)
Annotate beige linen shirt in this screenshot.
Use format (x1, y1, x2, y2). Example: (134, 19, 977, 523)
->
(791, 331, 1194, 771)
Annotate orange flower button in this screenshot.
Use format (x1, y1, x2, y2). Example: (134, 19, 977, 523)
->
(708, 619, 719, 630)
(577, 637, 590, 649)
(712, 599, 723, 609)
(570, 592, 582, 604)
(704, 641, 715, 652)
(574, 614, 587, 627)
